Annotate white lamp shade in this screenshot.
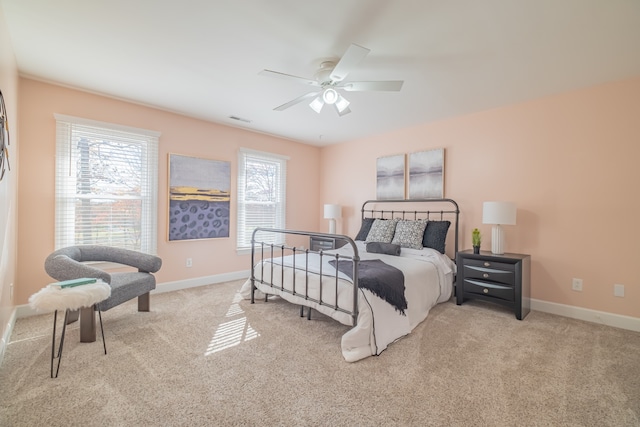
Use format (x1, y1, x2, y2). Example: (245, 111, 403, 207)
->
(323, 204, 342, 219)
(482, 202, 516, 225)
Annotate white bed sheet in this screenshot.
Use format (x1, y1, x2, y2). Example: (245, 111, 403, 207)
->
(240, 241, 455, 362)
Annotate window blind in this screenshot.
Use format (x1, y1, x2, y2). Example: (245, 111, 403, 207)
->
(54, 114, 159, 254)
(237, 148, 288, 249)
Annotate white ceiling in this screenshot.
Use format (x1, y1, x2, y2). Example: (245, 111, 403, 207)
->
(2, 0, 640, 146)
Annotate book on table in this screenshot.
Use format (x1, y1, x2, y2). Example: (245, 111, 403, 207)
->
(50, 278, 98, 289)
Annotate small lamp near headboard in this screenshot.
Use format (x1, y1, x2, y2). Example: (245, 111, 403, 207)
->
(482, 201, 516, 255)
(324, 204, 341, 234)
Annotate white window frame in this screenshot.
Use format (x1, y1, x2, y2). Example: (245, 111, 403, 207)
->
(54, 114, 160, 254)
(236, 148, 288, 253)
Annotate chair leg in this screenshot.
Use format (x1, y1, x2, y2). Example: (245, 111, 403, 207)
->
(138, 292, 150, 312)
(50, 310, 57, 378)
(52, 309, 70, 378)
(66, 309, 79, 324)
(79, 306, 97, 343)
(97, 306, 107, 355)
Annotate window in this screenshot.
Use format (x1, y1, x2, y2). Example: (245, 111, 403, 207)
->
(54, 114, 159, 254)
(237, 148, 288, 250)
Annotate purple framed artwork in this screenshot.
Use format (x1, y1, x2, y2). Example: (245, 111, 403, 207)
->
(168, 154, 231, 241)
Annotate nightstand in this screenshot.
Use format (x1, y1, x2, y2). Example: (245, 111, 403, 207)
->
(309, 235, 347, 251)
(456, 250, 531, 320)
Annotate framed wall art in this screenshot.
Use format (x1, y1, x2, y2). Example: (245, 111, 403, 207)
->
(408, 148, 444, 199)
(0, 90, 10, 181)
(168, 154, 231, 241)
(376, 154, 405, 200)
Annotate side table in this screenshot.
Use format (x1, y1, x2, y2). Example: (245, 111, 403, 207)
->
(29, 280, 111, 378)
(456, 250, 531, 320)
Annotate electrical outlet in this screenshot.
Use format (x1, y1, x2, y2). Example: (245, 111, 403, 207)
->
(572, 278, 583, 291)
(614, 284, 625, 297)
(186, 258, 193, 268)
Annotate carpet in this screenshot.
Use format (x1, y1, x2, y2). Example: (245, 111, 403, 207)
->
(1, 279, 638, 426)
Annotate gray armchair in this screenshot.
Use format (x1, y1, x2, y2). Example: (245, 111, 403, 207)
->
(44, 245, 162, 312)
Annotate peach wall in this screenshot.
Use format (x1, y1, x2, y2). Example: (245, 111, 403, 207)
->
(0, 7, 19, 348)
(321, 76, 640, 318)
(16, 78, 321, 304)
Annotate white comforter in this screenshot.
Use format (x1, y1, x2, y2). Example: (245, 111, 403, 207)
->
(240, 241, 455, 362)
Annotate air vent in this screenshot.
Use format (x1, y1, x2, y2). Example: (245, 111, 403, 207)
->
(229, 115, 251, 123)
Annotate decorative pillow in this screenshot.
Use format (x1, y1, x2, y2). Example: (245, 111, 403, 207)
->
(366, 242, 401, 256)
(391, 220, 427, 250)
(355, 218, 376, 241)
(422, 220, 451, 254)
(365, 218, 399, 244)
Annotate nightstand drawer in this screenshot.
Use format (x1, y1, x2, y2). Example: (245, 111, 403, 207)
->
(312, 240, 334, 250)
(310, 236, 346, 251)
(463, 279, 514, 302)
(463, 258, 515, 272)
(463, 263, 515, 286)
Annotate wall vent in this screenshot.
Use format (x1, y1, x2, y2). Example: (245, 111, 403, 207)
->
(228, 115, 251, 123)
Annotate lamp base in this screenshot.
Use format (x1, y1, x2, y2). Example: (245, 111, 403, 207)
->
(328, 219, 336, 234)
(491, 224, 505, 255)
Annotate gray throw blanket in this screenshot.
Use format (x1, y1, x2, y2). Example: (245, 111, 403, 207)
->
(329, 259, 407, 315)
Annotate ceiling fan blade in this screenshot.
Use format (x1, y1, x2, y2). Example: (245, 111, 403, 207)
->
(341, 81, 404, 92)
(259, 70, 320, 87)
(274, 91, 320, 111)
(330, 43, 370, 82)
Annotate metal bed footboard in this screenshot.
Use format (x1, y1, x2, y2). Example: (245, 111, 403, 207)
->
(250, 228, 361, 327)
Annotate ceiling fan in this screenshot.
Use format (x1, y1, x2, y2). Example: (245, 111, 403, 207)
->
(260, 44, 403, 116)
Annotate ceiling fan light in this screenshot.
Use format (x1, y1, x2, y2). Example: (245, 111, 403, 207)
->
(334, 104, 351, 117)
(322, 88, 338, 105)
(335, 95, 350, 113)
(309, 96, 324, 113)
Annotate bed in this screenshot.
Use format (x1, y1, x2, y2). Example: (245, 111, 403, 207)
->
(240, 199, 459, 362)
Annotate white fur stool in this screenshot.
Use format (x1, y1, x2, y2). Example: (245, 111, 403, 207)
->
(29, 280, 111, 378)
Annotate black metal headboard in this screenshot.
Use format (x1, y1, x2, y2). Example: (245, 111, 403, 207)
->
(361, 198, 460, 258)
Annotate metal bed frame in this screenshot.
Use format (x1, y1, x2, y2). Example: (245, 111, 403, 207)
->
(361, 198, 460, 259)
(249, 198, 460, 327)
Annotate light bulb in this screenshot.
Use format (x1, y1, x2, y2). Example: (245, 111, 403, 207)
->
(322, 88, 338, 104)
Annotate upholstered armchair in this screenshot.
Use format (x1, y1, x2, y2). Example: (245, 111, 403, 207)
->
(45, 245, 162, 312)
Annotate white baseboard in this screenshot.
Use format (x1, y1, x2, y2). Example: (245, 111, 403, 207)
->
(152, 270, 250, 294)
(530, 298, 640, 332)
(0, 308, 17, 367)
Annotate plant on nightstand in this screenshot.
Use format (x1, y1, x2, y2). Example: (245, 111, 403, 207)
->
(472, 228, 481, 254)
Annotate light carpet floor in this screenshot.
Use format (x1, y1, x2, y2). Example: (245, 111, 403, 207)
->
(1, 279, 639, 426)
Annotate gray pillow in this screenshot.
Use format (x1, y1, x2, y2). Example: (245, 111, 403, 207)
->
(391, 220, 427, 250)
(355, 218, 376, 241)
(365, 218, 399, 244)
(422, 220, 451, 254)
(366, 242, 401, 256)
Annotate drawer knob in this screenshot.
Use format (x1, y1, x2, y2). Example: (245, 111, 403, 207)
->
(484, 262, 490, 267)
(483, 288, 489, 294)
(483, 273, 489, 278)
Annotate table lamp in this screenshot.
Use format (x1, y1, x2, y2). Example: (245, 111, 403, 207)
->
(323, 204, 341, 234)
(482, 201, 516, 255)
